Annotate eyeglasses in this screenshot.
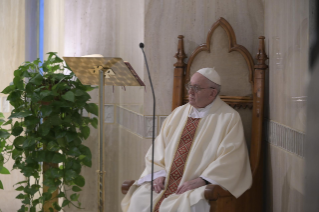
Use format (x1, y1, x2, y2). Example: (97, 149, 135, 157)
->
(185, 83, 214, 93)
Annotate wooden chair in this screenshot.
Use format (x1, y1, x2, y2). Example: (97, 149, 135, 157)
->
(121, 17, 268, 212)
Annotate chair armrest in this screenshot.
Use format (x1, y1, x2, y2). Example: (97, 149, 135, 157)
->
(204, 184, 233, 201)
(121, 180, 135, 194)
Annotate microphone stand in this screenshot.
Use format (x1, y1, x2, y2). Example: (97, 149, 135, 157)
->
(139, 43, 156, 212)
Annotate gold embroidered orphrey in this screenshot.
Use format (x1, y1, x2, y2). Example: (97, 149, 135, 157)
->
(154, 117, 201, 212)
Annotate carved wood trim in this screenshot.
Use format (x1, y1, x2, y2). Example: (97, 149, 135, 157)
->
(185, 17, 255, 90)
(204, 184, 233, 201)
(220, 96, 253, 109)
(121, 180, 135, 195)
(250, 36, 268, 176)
(182, 95, 253, 109)
(172, 35, 188, 110)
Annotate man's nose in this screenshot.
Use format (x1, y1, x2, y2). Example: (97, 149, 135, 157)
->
(188, 88, 194, 94)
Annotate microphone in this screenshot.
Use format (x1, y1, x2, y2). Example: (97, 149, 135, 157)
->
(139, 43, 156, 212)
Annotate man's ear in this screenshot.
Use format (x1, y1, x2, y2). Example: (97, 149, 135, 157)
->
(211, 89, 218, 97)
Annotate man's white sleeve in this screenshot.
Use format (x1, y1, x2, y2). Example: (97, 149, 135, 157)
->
(137, 170, 167, 185)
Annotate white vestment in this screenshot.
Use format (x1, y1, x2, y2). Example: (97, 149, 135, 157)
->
(121, 96, 252, 212)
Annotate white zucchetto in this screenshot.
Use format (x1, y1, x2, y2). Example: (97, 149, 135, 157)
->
(197, 67, 221, 85)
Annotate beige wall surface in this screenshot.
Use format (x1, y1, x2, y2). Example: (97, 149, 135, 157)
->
(0, 1, 26, 211)
(0, 0, 25, 92)
(44, 0, 65, 60)
(264, 0, 309, 211)
(265, 0, 309, 133)
(266, 144, 304, 212)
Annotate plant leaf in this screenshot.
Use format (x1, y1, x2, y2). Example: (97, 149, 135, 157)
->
(84, 103, 98, 116)
(1, 85, 15, 94)
(78, 145, 92, 158)
(51, 153, 65, 163)
(70, 193, 79, 201)
(65, 131, 77, 142)
(0, 118, 5, 126)
(15, 186, 24, 191)
(40, 90, 52, 99)
(47, 141, 59, 152)
(40, 105, 53, 117)
(13, 77, 24, 90)
(0, 166, 10, 174)
(50, 168, 62, 178)
(16, 193, 25, 199)
(62, 91, 75, 102)
(45, 116, 61, 126)
(0, 180, 3, 189)
(3, 119, 12, 126)
(72, 186, 82, 192)
(62, 199, 70, 207)
(79, 155, 92, 167)
(8, 111, 32, 119)
(91, 117, 98, 128)
(13, 136, 26, 146)
(23, 137, 36, 148)
(12, 149, 23, 159)
(57, 192, 65, 198)
(7, 90, 21, 102)
(39, 122, 50, 136)
(0, 129, 10, 139)
(33, 151, 46, 162)
(12, 125, 23, 136)
(25, 116, 39, 129)
(67, 147, 81, 157)
(74, 175, 85, 187)
(29, 74, 43, 85)
(80, 126, 90, 139)
(53, 202, 62, 211)
(56, 137, 67, 147)
(65, 170, 77, 182)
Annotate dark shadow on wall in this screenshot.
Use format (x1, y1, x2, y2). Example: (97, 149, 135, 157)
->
(305, 0, 319, 211)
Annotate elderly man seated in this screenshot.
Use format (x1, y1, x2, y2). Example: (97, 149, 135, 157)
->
(121, 68, 252, 212)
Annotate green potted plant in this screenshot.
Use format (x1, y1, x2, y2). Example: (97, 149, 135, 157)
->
(0, 112, 11, 189)
(1, 52, 98, 212)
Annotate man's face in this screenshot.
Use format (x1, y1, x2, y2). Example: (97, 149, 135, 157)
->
(188, 73, 217, 108)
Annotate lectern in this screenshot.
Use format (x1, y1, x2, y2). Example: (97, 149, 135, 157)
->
(63, 56, 144, 212)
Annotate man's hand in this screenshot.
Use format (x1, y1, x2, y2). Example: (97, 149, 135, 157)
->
(175, 178, 206, 194)
(152, 177, 166, 193)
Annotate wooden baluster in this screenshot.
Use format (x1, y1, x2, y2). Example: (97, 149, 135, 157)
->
(172, 35, 187, 110)
(249, 36, 268, 212)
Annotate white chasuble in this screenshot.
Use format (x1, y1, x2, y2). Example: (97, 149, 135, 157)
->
(121, 96, 252, 212)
